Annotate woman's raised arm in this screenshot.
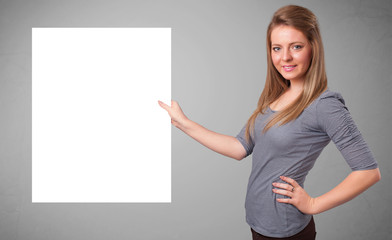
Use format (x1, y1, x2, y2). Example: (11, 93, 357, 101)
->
(158, 100, 247, 160)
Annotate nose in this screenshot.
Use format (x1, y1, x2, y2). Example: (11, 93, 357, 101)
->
(282, 49, 292, 62)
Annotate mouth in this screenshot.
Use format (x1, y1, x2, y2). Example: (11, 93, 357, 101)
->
(282, 65, 297, 72)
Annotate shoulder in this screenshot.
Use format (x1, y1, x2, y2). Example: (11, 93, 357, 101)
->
(303, 89, 346, 115)
(316, 89, 347, 113)
(319, 89, 345, 104)
(314, 90, 353, 133)
(301, 89, 348, 131)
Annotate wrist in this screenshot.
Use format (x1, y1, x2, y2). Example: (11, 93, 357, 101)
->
(310, 197, 323, 215)
(178, 117, 192, 131)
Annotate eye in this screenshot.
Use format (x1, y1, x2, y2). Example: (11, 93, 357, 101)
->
(272, 47, 281, 52)
(293, 45, 303, 50)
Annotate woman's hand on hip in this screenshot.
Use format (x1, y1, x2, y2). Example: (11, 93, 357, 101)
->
(272, 176, 317, 215)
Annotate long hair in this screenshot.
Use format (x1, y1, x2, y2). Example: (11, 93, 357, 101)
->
(245, 5, 328, 142)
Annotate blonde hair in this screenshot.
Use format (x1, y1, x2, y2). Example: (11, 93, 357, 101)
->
(245, 5, 328, 142)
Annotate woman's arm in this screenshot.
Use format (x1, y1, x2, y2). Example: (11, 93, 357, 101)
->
(158, 100, 247, 160)
(311, 168, 381, 214)
(272, 92, 382, 214)
(273, 168, 381, 215)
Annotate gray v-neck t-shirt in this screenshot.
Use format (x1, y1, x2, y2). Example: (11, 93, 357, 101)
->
(235, 90, 378, 238)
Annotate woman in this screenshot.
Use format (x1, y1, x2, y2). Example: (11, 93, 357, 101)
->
(158, 5, 381, 240)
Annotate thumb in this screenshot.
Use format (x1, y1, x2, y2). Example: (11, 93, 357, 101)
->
(171, 100, 179, 108)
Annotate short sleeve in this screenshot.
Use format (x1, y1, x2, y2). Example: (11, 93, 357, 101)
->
(235, 123, 254, 158)
(316, 92, 378, 171)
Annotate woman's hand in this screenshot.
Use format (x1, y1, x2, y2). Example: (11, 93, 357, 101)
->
(158, 100, 189, 129)
(272, 176, 317, 215)
(273, 169, 381, 215)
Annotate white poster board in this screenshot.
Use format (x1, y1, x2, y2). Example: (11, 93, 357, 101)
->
(32, 28, 171, 202)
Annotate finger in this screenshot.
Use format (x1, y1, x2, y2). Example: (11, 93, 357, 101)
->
(280, 176, 300, 188)
(272, 182, 293, 191)
(158, 100, 171, 111)
(273, 188, 294, 198)
(276, 198, 292, 204)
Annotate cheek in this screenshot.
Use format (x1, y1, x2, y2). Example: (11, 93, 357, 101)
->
(295, 51, 311, 67)
(302, 50, 312, 67)
(271, 53, 280, 68)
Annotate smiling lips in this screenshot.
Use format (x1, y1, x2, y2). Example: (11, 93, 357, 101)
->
(283, 65, 297, 72)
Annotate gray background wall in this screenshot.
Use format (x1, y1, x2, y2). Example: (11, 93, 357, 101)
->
(0, 0, 390, 239)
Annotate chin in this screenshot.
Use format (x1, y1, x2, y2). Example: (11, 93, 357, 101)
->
(280, 73, 298, 80)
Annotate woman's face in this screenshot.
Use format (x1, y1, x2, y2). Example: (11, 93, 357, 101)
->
(270, 25, 312, 83)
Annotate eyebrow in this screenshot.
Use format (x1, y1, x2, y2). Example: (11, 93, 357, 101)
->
(271, 41, 306, 46)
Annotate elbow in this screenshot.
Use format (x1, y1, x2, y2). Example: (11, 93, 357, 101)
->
(231, 147, 246, 161)
(234, 152, 247, 161)
(231, 152, 245, 161)
(374, 168, 381, 182)
(232, 139, 248, 161)
(366, 168, 381, 185)
(352, 168, 381, 187)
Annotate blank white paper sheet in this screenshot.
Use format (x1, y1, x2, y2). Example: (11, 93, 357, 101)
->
(32, 28, 171, 202)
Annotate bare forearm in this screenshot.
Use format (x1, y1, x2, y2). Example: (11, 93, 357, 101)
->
(158, 100, 247, 160)
(178, 119, 246, 160)
(312, 168, 381, 214)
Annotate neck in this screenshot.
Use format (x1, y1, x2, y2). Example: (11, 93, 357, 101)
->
(288, 78, 304, 93)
